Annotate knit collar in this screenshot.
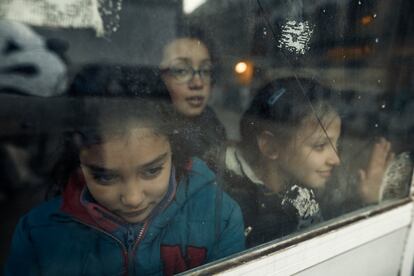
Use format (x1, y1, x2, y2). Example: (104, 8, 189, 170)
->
(225, 146, 322, 228)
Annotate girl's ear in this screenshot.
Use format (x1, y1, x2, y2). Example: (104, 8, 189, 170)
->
(257, 131, 279, 160)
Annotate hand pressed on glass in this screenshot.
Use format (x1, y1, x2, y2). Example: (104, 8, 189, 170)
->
(358, 137, 395, 204)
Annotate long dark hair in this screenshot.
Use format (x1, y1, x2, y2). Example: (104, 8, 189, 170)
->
(50, 65, 189, 195)
(240, 77, 340, 165)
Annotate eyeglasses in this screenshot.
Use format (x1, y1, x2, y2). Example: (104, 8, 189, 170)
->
(161, 65, 212, 83)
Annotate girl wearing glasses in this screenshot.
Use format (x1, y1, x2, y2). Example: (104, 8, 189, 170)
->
(160, 26, 226, 170)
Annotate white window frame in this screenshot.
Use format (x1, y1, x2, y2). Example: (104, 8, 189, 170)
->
(181, 197, 414, 275)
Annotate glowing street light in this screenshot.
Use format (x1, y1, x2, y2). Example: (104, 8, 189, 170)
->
(235, 62, 248, 74)
(234, 60, 253, 85)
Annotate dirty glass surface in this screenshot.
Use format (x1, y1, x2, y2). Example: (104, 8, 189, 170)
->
(0, 0, 413, 273)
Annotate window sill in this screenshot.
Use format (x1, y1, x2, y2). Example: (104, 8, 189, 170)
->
(182, 198, 413, 275)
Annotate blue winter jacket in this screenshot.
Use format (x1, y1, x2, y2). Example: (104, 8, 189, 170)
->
(5, 158, 245, 275)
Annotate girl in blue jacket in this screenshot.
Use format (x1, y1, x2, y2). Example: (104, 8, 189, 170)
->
(5, 69, 245, 275)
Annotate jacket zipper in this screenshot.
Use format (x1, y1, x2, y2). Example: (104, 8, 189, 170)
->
(131, 178, 178, 247)
(127, 220, 150, 274)
(128, 186, 177, 274)
(71, 218, 130, 275)
(71, 181, 178, 274)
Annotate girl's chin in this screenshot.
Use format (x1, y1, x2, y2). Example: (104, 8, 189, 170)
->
(181, 107, 204, 117)
(122, 216, 146, 224)
(304, 180, 327, 190)
(119, 211, 150, 224)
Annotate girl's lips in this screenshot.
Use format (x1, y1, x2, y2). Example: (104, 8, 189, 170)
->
(317, 170, 332, 178)
(120, 207, 149, 217)
(186, 96, 205, 108)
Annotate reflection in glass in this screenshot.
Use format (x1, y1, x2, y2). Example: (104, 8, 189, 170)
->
(4, 69, 245, 275)
(0, 0, 413, 272)
(159, 28, 227, 170)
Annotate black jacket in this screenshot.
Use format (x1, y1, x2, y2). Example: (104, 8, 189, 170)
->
(222, 146, 323, 248)
(179, 106, 226, 170)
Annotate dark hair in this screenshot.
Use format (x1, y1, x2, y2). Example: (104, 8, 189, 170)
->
(240, 77, 339, 164)
(174, 25, 217, 65)
(51, 65, 189, 194)
(160, 25, 218, 84)
(68, 64, 168, 99)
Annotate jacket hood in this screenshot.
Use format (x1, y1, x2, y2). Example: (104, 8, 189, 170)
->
(60, 157, 217, 240)
(60, 170, 99, 227)
(143, 158, 217, 241)
(225, 146, 264, 186)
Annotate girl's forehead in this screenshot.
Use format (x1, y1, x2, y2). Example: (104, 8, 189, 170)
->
(100, 125, 162, 142)
(79, 126, 171, 171)
(100, 116, 155, 132)
(297, 112, 341, 139)
(302, 111, 340, 128)
(81, 127, 169, 155)
(161, 38, 210, 64)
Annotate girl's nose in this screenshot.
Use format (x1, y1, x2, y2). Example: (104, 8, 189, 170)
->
(120, 181, 144, 208)
(188, 73, 204, 88)
(327, 147, 341, 166)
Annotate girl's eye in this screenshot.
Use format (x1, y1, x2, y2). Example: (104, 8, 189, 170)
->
(171, 67, 190, 77)
(200, 68, 212, 77)
(92, 173, 118, 184)
(312, 142, 339, 152)
(313, 143, 326, 151)
(142, 166, 163, 179)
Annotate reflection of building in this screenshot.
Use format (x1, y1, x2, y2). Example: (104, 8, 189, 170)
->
(186, 0, 413, 143)
(34, 0, 183, 67)
(189, 0, 411, 73)
(188, 0, 412, 67)
(8, 0, 412, 140)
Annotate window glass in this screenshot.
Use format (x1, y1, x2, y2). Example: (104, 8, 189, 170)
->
(1, 0, 413, 273)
